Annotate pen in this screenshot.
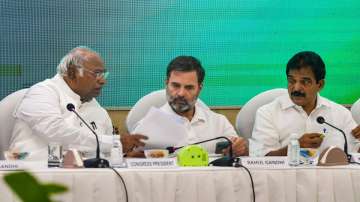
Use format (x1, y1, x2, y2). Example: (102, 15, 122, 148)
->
(90, 121, 97, 130)
(321, 128, 326, 139)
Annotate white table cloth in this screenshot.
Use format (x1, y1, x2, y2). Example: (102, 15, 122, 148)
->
(1, 166, 360, 202)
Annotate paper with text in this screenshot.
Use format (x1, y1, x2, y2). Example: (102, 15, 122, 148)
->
(133, 107, 188, 149)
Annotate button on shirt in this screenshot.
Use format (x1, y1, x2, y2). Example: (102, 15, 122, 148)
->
(9, 74, 113, 160)
(158, 102, 237, 153)
(251, 94, 360, 156)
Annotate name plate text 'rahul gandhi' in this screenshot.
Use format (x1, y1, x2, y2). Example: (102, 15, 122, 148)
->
(126, 158, 177, 169)
(240, 157, 288, 168)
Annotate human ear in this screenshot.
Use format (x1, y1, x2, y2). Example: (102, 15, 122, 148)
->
(67, 64, 77, 80)
(318, 79, 325, 90)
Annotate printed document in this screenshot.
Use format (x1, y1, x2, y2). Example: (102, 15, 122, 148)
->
(133, 107, 188, 149)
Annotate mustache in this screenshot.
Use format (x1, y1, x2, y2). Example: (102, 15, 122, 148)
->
(171, 96, 187, 103)
(291, 91, 306, 97)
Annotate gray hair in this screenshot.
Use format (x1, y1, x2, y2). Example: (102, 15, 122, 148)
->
(57, 46, 99, 77)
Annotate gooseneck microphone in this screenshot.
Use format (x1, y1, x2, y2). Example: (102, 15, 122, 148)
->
(167, 136, 234, 167)
(316, 116, 351, 162)
(66, 103, 109, 168)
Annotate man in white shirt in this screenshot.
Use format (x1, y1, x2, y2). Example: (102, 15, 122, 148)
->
(133, 56, 248, 156)
(252, 51, 360, 156)
(10, 46, 146, 160)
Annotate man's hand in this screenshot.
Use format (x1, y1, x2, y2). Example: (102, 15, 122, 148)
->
(120, 133, 148, 153)
(298, 133, 323, 148)
(351, 125, 360, 153)
(351, 125, 360, 140)
(222, 136, 248, 157)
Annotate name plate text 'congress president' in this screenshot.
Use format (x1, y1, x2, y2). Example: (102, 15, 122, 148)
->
(126, 158, 178, 169)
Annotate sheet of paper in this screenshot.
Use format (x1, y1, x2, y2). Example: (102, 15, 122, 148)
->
(133, 107, 188, 149)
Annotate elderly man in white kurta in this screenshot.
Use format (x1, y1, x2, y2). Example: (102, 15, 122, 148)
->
(9, 47, 146, 160)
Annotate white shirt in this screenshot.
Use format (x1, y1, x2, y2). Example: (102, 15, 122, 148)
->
(251, 94, 360, 156)
(134, 102, 237, 153)
(9, 74, 113, 160)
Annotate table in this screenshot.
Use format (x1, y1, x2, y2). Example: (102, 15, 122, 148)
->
(1, 166, 360, 202)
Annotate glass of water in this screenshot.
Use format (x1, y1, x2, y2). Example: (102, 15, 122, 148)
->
(248, 139, 264, 157)
(48, 142, 63, 168)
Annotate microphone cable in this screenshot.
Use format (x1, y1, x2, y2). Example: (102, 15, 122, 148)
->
(234, 158, 255, 202)
(109, 166, 128, 202)
(109, 161, 257, 202)
(350, 161, 360, 165)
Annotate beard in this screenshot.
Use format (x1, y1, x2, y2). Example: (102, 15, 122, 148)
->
(166, 93, 197, 114)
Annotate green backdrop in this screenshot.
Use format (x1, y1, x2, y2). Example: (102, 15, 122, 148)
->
(1, 0, 359, 107)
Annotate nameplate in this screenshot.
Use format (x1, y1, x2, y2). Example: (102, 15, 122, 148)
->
(0, 160, 47, 170)
(126, 158, 177, 169)
(239, 157, 288, 168)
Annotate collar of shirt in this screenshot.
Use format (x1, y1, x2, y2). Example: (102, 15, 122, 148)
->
(279, 94, 332, 112)
(161, 102, 207, 124)
(53, 74, 82, 108)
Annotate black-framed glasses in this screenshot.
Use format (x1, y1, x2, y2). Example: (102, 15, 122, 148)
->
(82, 68, 109, 79)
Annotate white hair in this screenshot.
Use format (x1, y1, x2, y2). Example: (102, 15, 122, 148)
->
(57, 46, 99, 77)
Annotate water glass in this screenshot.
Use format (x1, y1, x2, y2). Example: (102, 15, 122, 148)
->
(249, 139, 264, 157)
(48, 142, 63, 167)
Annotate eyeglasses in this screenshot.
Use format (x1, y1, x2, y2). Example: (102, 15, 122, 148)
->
(82, 68, 109, 79)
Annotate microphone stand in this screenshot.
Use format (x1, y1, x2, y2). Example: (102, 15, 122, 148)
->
(317, 116, 351, 162)
(67, 103, 109, 168)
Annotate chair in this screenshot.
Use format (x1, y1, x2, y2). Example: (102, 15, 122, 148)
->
(0, 89, 28, 160)
(126, 89, 209, 132)
(235, 88, 288, 139)
(351, 98, 360, 124)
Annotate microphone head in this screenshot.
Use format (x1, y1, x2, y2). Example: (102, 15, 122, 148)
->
(317, 116, 325, 124)
(66, 103, 75, 112)
(166, 146, 176, 154)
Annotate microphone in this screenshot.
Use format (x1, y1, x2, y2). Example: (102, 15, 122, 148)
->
(166, 146, 178, 154)
(316, 116, 351, 162)
(66, 103, 109, 168)
(167, 136, 235, 167)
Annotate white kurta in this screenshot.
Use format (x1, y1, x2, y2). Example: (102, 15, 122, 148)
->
(133, 102, 237, 153)
(251, 94, 360, 155)
(9, 74, 113, 160)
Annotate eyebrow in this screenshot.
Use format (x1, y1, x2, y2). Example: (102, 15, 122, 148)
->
(287, 75, 312, 80)
(92, 68, 106, 72)
(170, 81, 195, 87)
(184, 84, 195, 88)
